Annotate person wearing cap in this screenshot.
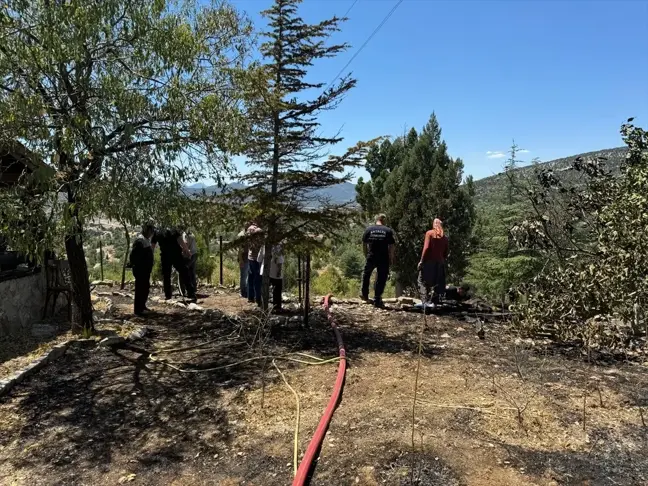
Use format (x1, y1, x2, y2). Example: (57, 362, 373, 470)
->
(360, 213, 396, 308)
(129, 221, 156, 316)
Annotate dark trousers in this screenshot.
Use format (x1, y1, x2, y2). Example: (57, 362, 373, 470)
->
(270, 277, 282, 311)
(361, 257, 389, 300)
(180, 253, 198, 296)
(133, 269, 151, 314)
(162, 252, 194, 299)
(419, 261, 446, 303)
(247, 259, 261, 303)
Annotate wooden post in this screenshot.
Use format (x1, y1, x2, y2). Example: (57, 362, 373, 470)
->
(219, 235, 223, 286)
(99, 238, 104, 281)
(303, 252, 311, 326)
(297, 254, 302, 309)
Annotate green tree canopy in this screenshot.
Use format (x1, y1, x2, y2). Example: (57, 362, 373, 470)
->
(0, 0, 252, 331)
(356, 113, 476, 291)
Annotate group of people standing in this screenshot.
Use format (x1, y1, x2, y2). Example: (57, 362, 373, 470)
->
(361, 213, 463, 308)
(237, 222, 285, 312)
(129, 222, 199, 316)
(128, 214, 459, 317)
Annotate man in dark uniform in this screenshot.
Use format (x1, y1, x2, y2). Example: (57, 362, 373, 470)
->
(129, 221, 156, 316)
(360, 214, 396, 308)
(152, 225, 195, 302)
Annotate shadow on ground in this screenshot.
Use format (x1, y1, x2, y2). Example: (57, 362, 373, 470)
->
(0, 294, 446, 485)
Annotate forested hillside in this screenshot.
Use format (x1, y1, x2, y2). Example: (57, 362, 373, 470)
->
(473, 147, 627, 206)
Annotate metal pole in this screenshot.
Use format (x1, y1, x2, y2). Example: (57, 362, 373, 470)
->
(99, 238, 104, 281)
(219, 235, 223, 286)
(303, 252, 311, 326)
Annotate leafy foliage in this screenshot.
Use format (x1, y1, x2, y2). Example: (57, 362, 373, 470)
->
(465, 144, 541, 303)
(513, 119, 648, 346)
(0, 0, 252, 331)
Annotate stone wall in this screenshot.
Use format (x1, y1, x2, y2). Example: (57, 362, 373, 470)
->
(0, 271, 61, 336)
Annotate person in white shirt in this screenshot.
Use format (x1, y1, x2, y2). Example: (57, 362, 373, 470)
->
(257, 243, 284, 312)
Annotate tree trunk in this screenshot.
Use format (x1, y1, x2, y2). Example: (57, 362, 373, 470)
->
(65, 191, 94, 333)
(297, 254, 302, 308)
(121, 222, 130, 290)
(303, 252, 311, 326)
(99, 238, 104, 281)
(219, 235, 224, 286)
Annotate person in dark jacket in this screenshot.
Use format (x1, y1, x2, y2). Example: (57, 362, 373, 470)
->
(152, 225, 195, 302)
(179, 228, 198, 297)
(361, 214, 396, 308)
(129, 222, 156, 316)
(418, 218, 449, 306)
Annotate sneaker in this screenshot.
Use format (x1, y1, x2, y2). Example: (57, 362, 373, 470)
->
(359, 294, 369, 302)
(374, 298, 384, 309)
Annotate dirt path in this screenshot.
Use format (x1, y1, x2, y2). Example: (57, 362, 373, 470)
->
(1, 289, 647, 485)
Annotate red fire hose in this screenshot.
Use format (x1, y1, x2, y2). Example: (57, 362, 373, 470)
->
(292, 294, 347, 485)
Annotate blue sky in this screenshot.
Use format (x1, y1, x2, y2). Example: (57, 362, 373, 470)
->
(223, 0, 648, 183)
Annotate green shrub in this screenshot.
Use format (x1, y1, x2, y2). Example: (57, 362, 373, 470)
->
(339, 247, 364, 279)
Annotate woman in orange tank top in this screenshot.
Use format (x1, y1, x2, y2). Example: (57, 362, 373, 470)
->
(418, 218, 449, 305)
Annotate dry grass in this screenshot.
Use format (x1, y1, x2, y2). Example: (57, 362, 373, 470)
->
(1, 290, 647, 485)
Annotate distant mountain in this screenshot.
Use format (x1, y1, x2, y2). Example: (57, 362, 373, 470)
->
(187, 182, 208, 189)
(183, 181, 358, 206)
(183, 182, 247, 196)
(473, 147, 627, 207)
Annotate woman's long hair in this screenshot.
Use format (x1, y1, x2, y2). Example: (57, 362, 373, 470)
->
(430, 218, 444, 238)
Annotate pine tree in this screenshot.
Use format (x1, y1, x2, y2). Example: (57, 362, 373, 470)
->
(356, 138, 408, 217)
(376, 113, 476, 290)
(465, 141, 539, 303)
(232, 0, 376, 309)
(504, 140, 521, 205)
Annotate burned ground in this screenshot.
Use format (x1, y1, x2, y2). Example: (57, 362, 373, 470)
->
(1, 287, 647, 485)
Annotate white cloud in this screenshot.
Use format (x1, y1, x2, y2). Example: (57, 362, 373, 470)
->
(518, 149, 530, 154)
(486, 151, 506, 159)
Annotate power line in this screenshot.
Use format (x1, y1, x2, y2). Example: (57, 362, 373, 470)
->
(326, 0, 405, 90)
(342, 0, 359, 18)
